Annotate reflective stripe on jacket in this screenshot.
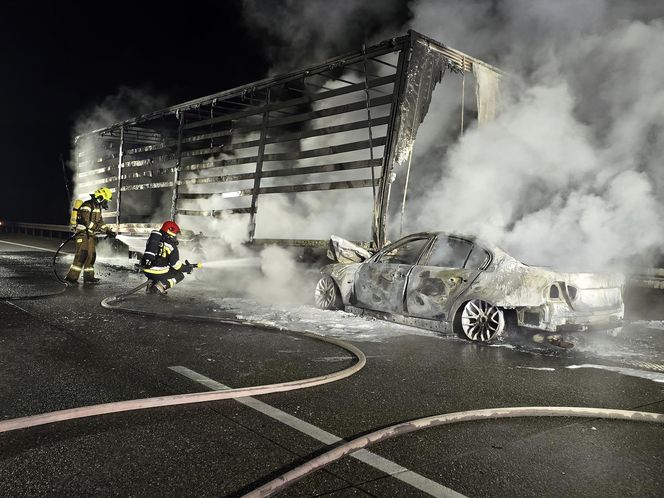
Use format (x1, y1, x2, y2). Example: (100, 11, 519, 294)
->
(76, 198, 108, 233)
(144, 230, 183, 274)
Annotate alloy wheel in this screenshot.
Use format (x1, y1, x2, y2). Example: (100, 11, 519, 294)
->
(460, 299, 505, 342)
(315, 276, 340, 309)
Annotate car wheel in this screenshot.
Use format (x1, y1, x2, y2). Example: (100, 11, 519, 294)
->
(457, 299, 505, 342)
(315, 276, 342, 310)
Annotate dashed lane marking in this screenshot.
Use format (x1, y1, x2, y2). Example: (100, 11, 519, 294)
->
(170, 365, 465, 498)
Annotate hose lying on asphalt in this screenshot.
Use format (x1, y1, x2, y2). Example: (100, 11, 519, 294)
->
(0, 285, 67, 301)
(0, 294, 366, 434)
(0, 233, 77, 300)
(52, 230, 84, 285)
(243, 406, 664, 498)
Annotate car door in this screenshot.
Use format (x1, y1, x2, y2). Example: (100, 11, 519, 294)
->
(353, 235, 432, 314)
(405, 235, 490, 320)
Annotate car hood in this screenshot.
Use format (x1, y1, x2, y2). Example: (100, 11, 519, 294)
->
(327, 235, 373, 264)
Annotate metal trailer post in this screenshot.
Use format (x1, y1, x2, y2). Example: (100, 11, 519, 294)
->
(248, 88, 271, 242)
(170, 112, 185, 221)
(372, 34, 412, 250)
(115, 126, 124, 230)
(362, 43, 377, 205)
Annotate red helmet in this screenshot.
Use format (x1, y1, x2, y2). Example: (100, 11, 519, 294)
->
(161, 220, 180, 235)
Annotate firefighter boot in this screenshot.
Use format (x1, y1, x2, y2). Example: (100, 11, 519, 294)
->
(154, 281, 168, 295)
(83, 271, 101, 283)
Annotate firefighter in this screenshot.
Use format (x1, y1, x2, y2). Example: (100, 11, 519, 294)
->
(140, 221, 195, 295)
(65, 187, 116, 284)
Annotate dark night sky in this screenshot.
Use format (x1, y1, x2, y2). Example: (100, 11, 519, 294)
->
(0, 1, 270, 224)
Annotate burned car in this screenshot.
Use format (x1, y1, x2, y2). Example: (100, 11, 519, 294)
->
(315, 232, 624, 344)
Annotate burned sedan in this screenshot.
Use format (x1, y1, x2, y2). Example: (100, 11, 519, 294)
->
(315, 232, 624, 344)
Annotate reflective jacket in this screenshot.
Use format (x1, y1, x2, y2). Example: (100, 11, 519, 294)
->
(143, 230, 183, 275)
(76, 198, 110, 234)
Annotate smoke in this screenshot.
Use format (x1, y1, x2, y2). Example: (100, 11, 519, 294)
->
(404, 0, 664, 271)
(78, 1, 664, 308)
(162, 1, 410, 305)
(242, 0, 410, 73)
(71, 86, 168, 200)
(73, 86, 167, 138)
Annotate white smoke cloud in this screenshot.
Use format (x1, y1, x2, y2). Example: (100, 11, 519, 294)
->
(404, 1, 664, 271)
(79, 1, 664, 306)
(73, 86, 167, 138)
(71, 86, 168, 200)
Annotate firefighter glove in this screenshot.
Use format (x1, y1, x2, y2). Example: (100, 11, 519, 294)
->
(182, 260, 194, 274)
(140, 256, 154, 268)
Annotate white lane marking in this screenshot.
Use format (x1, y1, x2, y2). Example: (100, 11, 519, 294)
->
(516, 367, 556, 371)
(567, 364, 664, 383)
(170, 366, 465, 498)
(0, 240, 58, 253)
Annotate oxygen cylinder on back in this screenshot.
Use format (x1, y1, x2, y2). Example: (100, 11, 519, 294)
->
(69, 199, 83, 227)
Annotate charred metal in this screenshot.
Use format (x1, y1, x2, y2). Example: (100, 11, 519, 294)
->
(315, 232, 624, 345)
(73, 31, 501, 247)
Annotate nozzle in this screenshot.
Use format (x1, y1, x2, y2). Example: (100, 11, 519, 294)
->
(196, 263, 203, 268)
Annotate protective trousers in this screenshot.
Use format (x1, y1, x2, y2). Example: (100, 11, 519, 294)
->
(143, 268, 185, 289)
(66, 232, 97, 281)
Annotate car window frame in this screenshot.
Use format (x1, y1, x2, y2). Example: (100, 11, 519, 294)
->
(420, 234, 493, 270)
(420, 235, 473, 269)
(464, 244, 492, 270)
(371, 234, 435, 265)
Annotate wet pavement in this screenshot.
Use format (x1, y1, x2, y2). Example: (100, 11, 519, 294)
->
(0, 233, 663, 497)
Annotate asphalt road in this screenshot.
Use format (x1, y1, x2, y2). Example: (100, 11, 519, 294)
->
(0, 233, 663, 497)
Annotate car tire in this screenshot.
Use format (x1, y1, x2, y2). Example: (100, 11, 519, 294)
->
(454, 299, 505, 342)
(315, 276, 343, 310)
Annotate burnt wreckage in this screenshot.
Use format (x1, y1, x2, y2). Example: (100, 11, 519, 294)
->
(73, 30, 502, 251)
(319, 232, 624, 344)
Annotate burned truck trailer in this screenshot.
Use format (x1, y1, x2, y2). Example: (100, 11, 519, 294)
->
(73, 30, 501, 250)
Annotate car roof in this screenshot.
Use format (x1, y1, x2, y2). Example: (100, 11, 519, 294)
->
(399, 231, 504, 255)
(404, 231, 478, 244)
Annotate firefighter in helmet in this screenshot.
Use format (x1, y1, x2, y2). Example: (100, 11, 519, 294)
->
(140, 221, 195, 295)
(65, 187, 116, 284)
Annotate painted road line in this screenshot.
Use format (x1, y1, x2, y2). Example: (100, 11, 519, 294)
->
(567, 364, 664, 383)
(0, 239, 58, 252)
(170, 365, 465, 498)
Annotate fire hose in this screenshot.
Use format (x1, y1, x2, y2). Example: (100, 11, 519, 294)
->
(1, 230, 115, 300)
(52, 229, 118, 285)
(52, 230, 84, 285)
(243, 406, 664, 497)
(0, 233, 77, 300)
(0, 295, 367, 434)
(1, 284, 662, 497)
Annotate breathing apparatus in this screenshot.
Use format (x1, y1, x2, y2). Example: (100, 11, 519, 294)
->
(69, 199, 83, 227)
(57, 186, 112, 285)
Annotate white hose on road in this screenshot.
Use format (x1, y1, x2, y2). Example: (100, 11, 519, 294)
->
(0, 299, 366, 434)
(244, 406, 664, 498)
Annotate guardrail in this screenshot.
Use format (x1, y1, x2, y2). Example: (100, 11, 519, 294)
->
(3, 221, 664, 291)
(0, 222, 72, 239)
